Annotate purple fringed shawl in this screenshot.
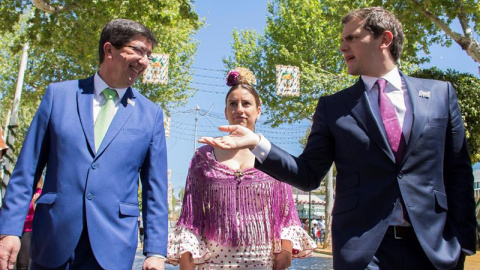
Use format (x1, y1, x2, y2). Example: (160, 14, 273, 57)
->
(176, 145, 301, 247)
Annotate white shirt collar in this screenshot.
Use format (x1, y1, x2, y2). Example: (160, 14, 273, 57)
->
(93, 72, 128, 99)
(361, 66, 403, 92)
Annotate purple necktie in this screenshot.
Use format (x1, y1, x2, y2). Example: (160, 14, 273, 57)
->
(377, 79, 411, 223)
(377, 78, 406, 164)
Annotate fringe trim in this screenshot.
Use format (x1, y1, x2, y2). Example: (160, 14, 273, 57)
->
(176, 145, 301, 247)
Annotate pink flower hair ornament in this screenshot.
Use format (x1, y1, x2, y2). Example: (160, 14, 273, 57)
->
(226, 67, 257, 86)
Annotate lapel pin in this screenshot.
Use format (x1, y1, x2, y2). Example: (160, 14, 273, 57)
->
(127, 98, 136, 106)
(418, 90, 430, 99)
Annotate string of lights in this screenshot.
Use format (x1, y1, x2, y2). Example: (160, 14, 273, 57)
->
(166, 65, 313, 190)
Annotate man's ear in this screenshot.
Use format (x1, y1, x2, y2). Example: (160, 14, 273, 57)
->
(104, 42, 114, 59)
(380, 30, 393, 50)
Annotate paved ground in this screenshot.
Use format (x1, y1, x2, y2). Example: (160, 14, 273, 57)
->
(465, 250, 480, 270)
(133, 247, 480, 270)
(132, 248, 334, 270)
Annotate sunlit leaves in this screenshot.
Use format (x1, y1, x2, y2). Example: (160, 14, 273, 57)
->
(225, 0, 479, 129)
(0, 0, 203, 156)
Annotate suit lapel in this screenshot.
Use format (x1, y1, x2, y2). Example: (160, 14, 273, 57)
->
(95, 87, 136, 155)
(401, 74, 429, 163)
(348, 79, 395, 162)
(77, 76, 96, 156)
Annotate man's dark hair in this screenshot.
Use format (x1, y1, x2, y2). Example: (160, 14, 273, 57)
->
(98, 19, 158, 65)
(342, 7, 404, 62)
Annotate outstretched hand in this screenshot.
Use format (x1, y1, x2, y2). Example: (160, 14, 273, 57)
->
(198, 125, 260, 150)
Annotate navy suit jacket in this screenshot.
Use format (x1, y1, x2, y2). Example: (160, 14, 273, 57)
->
(0, 76, 168, 270)
(256, 74, 476, 269)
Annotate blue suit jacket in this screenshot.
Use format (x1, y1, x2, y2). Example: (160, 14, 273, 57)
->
(256, 74, 476, 269)
(0, 76, 168, 270)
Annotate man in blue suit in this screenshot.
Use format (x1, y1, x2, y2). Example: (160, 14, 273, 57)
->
(0, 19, 168, 270)
(200, 7, 477, 270)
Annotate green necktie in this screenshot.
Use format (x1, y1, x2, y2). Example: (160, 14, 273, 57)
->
(94, 88, 117, 151)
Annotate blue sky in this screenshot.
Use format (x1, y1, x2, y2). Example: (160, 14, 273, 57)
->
(166, 0, 480, 194)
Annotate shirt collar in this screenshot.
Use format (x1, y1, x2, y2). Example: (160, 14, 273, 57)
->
(94, 72, 128, 99)
(361, 66, 402, 92)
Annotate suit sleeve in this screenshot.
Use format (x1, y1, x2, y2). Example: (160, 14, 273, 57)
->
(443, 82, 477, 253)
(0, 86, 52, 235)
(256, 97, 334, 191)
(140, 107, 168, 256)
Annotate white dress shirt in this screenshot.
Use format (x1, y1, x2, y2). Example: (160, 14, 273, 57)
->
(362, 66, 413, 143)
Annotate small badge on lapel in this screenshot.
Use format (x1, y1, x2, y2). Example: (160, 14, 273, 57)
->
(127, 98, 136, 106)
(418, 90, 430, 99)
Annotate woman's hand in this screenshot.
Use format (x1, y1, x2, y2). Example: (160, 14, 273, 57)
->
(273, 249, 292, 270)
(274, 239, 293, 270)
(179, 252, 194, 270)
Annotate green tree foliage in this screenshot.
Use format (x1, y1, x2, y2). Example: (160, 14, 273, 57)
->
(0, 0, 203, 156)
(224, 0, 479, 127)
(332, 0, 480, 64)
(224, 0, 355, 126)
(395, 0, 480, 63)
(410, 67, 480, 163)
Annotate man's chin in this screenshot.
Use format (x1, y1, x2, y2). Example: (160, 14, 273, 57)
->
(125, 76, 138, 87)
(347, 68, 360, 76)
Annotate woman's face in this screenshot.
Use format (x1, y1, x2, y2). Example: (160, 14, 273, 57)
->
(224, 87, 261, 131)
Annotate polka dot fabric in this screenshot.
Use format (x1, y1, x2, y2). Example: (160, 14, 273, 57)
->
(167, 226, 316, 269)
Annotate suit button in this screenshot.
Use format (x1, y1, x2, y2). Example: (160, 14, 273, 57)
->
(91, 163, 98, 169)
(398, 171, 404, 179)
(86, 193, 93, 200)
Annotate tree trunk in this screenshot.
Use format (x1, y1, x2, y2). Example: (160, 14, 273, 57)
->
(2, 43, 28, 202)
(323, 165, 334, 248)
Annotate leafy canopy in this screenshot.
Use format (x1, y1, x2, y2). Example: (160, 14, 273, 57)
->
(224, 0, 480, 159)
(0, 0, 203, 155)
(225, 0, 479, 127)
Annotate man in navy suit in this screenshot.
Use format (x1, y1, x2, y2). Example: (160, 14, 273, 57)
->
(0, 19, 168, 270)
(200, 7, 477, 270)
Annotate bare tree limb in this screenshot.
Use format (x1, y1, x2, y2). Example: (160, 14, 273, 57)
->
(32, 0, 78, 14)
(410, 0, 480, 63)
(454, 0, 472, 39)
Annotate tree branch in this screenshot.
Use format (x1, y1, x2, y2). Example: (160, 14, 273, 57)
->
(454, 0, 472, 39)
(411, 0, 480, 63)
(32, 0, 78, 14)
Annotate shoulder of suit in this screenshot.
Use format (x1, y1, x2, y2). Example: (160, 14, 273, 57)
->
(49, 78, 84, 88)
(46, 78, 89, 96)
(127, 87, 164, 111)
(322, 82, 359, 100)
(403, 74, 450, 87)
